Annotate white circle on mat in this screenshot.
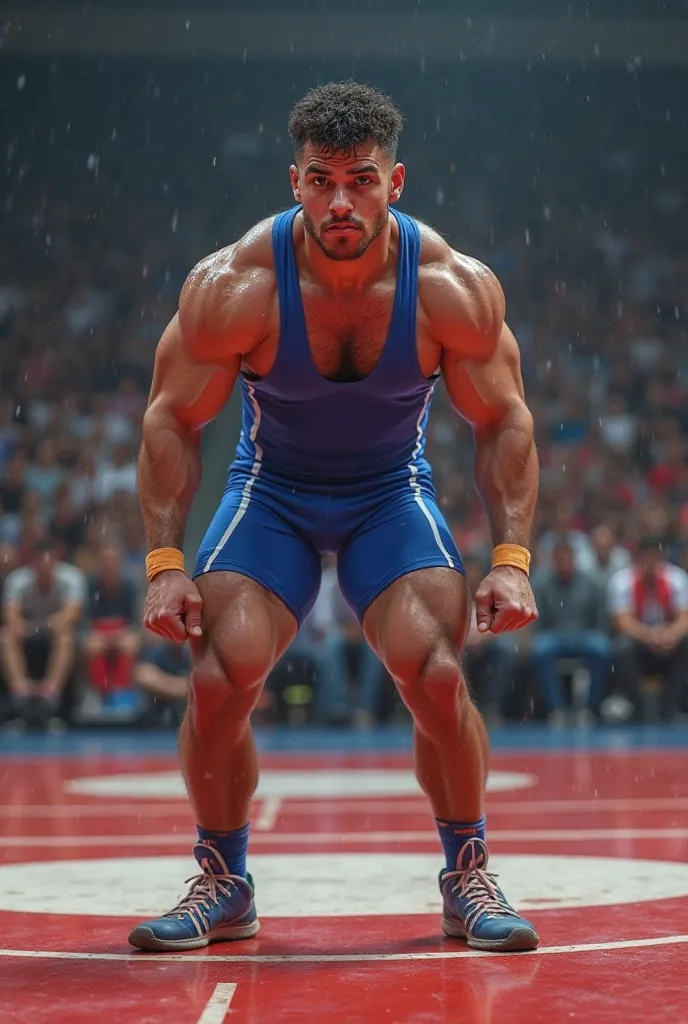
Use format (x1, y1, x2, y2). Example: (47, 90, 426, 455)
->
(0, 853, 686, 918)
(64, 768, 536, 800)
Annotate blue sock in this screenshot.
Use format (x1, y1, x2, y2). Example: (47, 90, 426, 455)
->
(196, 824, 250, 878)
(435, 816, 486, 872)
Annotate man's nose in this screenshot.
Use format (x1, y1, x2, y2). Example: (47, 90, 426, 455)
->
(329, 188, 354, 217)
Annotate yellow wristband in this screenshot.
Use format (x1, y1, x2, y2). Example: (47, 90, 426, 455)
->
(491, 544, 531, 576)
(145, 547, 186, 583)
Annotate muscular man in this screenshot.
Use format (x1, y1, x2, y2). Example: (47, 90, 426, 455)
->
(130, 82, 539, 953)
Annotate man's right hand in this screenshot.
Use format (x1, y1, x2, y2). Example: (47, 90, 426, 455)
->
(645, 626, 678, 655)
(143, 571, 203, 642)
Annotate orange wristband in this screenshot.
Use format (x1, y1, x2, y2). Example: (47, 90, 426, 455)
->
(145, 547, 186, 583)
(491, 544, 531, 577)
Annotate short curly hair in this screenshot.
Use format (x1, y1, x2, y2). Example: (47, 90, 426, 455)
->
(288, 81, 404, 160)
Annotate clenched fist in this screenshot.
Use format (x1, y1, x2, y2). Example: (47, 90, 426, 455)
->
(474, 565, 538, 635)
(143, 570, 203, 642)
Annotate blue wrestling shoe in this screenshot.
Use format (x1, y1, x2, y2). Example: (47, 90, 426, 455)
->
(128, 842, 260, 951)
(440, 838, 539, 952)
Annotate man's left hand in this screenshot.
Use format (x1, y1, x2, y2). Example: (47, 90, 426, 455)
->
(474, 565, 539, 635)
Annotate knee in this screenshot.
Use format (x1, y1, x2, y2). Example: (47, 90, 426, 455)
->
(189, 626, 275, 722)
(118, 631, 141, 655)
(191, 642, 272, 693)
(584, 633, 611, 658)
(84, 631, 106, 655)
(396, 641, 469, 712)
(531, 633, 557, 657)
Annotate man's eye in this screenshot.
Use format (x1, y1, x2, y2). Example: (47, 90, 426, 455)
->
(313, 177, 329, 187)
(356, 177, 371, 186)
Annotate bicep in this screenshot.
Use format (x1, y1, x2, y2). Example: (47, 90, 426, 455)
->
(145, 315, 237, 435)
(441, 323, 528, 432)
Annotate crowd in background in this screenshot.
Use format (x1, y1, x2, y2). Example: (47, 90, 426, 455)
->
(1, 61, 688, 730)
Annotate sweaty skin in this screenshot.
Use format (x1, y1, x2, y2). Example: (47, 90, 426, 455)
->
(139, 212, 537, 638)
(138, 141, 538, 840)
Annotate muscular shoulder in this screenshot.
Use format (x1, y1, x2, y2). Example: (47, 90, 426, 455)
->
(179, 216, 278, 359)
(416, 222, 505, 359)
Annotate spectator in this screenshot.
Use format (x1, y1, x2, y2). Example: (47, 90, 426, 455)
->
(649, 436, 688, 501)
(83, 541, 141, 712)
(0, 539, 85, 728)
(590, 524, 632, 589)
(531, 541, 612, 725)
(462, 555, 519, 726)
(133, 639, 189, 727)
(67, 450, 100, 513)
(0, 395, 21, 467)
(24, 438, 64, 505)
(0, 450, 27, 516)
(608, 536, 688, 722)
(119, 508, 147, 591)
(15, 492, 50, 565)
(49, 485, 86, 561)
(597, 393, 638, 456)
(94, 441, 138, 503)
(536, 502, 596, 574)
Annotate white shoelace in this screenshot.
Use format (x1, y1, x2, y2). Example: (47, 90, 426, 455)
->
(162, 859, 237, 938)
(442, 838, 519, 933)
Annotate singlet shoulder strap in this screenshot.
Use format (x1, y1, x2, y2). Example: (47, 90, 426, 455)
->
(386, 207, 422, 371)
(271, 206, 307, 335)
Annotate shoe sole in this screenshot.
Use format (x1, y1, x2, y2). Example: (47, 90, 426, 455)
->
(441, 917, 539, 952)
(128, 918, 260, 952)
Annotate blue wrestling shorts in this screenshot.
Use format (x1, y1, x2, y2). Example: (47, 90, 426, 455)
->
(192, 466, 464, 624)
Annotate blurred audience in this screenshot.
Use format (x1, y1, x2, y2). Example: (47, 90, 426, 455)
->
(83, 541, 141, 714)
(1, 70, 688, 729)
(134, 639, 189, 727)
(608, 536, 688, 722)
(531, 541, 612, 725)
(0, 539, 85, 729)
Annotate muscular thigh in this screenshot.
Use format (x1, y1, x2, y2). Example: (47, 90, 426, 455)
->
(191, 571, 298, 684)
(337, 472, 464, 622)
(192, 472, 323, 626)
(362, 567, 471, 679)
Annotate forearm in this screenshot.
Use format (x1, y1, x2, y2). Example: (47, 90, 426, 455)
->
(50, 604, 82, 630)
(474, 403, 538, 549)
(665, 614, 688, 644)
(615, 613, 650, 642)
(138, 408, 202, 551)
(134, 663, 188, 698)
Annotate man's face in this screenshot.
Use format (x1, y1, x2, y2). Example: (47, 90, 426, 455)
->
(33, 550, 55, 583)
(639, 549, 661, 577)
(290, 142, 405, 262)
(592, 527, 614, 560)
